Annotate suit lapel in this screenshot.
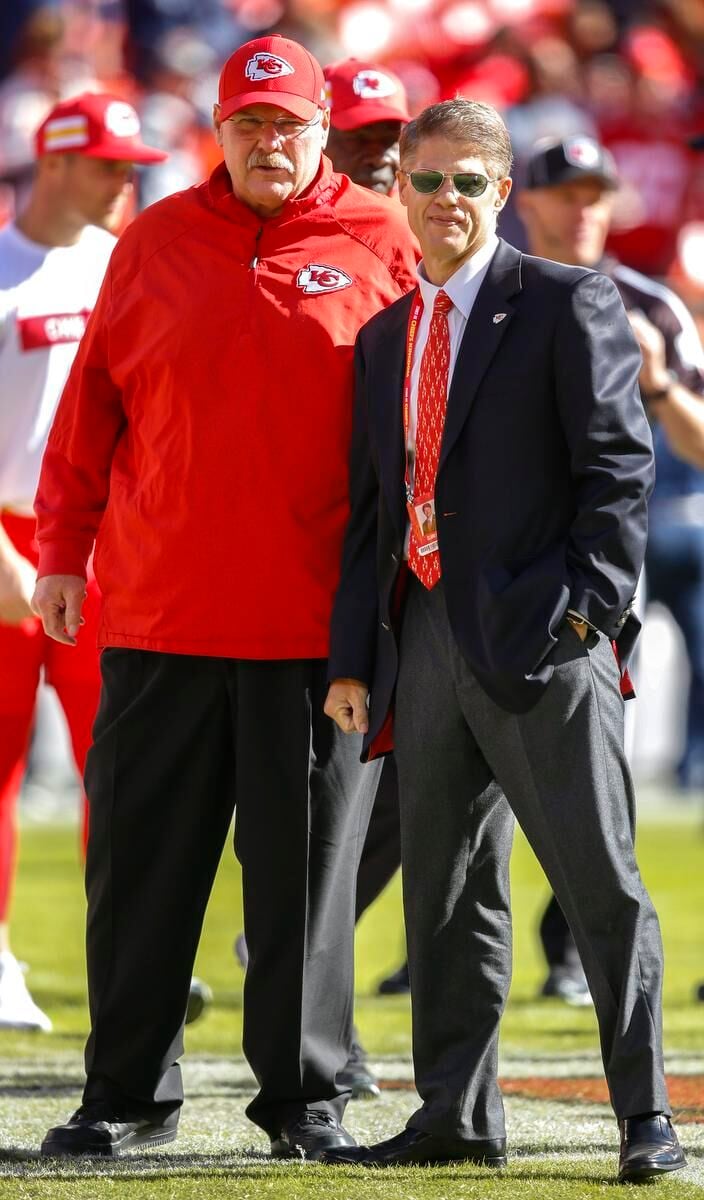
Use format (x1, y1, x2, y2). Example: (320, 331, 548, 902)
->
(439, 239, 523, 471)
(370, 291, 415, 540)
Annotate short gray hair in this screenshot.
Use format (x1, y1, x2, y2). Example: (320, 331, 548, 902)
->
(400, 99, 513, 178)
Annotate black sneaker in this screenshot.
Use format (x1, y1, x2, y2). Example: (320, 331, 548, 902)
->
(185, 976, 213, 1025)
(41, 1104, 179, 1157)
(540, 966, 592, 1007)
(270, 1110, 356, 1160)
(377, 962, 410, 995)
(339, 1036, 380, 1100)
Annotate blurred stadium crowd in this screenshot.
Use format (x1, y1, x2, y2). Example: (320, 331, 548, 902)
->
(1, 2, 703, 790)
(2, 1, 704, 796)
(1, 0, 703, 302)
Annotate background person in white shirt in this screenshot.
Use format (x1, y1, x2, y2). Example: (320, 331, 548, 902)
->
(0, 91, 164, 1032)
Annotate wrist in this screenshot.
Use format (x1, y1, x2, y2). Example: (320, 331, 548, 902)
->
(641, 369, 678, 405)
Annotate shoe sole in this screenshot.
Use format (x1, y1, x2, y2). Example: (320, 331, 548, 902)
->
(618, 1160, 687, 1184)
(350, 1081, 381, 1101)
(0, 1021, 52, 1032)
(329, 1153, 508, 1169)
(271, 1140, 358, 1162)
(41, 1128, 178, 1158)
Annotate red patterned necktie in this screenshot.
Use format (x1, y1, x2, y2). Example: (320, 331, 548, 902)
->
(408, 288, 453, 589)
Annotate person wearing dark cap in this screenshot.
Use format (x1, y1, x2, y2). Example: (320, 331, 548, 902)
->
(324, 59, 409, 195)
(0, 92, 165, 1035)
(324, 99, 684, 1181)
(32, 36, 417, 1159)
(232, 55, 411, 1102)
(519, 136, 704, 975)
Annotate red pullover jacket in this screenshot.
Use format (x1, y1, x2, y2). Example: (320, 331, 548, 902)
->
(34, 157, 417, 659)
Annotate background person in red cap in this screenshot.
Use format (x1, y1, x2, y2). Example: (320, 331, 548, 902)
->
(324, 58, 409, 196)
(32, 34, 417, 1161)
(0, 91, 164, 1036)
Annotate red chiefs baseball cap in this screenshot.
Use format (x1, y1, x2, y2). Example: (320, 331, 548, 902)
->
(218, 35, 326, 123)
(35, 93, 167, 163)
(323, 59, 410, 131)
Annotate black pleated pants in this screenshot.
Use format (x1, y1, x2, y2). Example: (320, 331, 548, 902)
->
(81, 649, 379, 1137)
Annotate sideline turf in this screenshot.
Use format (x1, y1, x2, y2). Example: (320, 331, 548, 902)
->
(1, 804, 702, 1197)
(8, 806, 702, 1057)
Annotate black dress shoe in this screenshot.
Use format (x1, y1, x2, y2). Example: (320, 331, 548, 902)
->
(339, 1035, 381, 1100)
(41, 1104, 179, 1157)
(270, 1111, 356, 1160)
(321, 1126, 507, 1167)
(377, 962, 410, 995)
(618, 1114, 686, 1183)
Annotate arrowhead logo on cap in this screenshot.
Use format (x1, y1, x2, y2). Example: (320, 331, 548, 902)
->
(245, 52, 294, 82)
(352, 70, 397, 100)
(565, 137, 601, 168)
(104, 101, 141, 139)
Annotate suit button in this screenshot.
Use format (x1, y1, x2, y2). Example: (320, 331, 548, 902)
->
(381, 621, 391, 631)
(391, 552, 399, 563)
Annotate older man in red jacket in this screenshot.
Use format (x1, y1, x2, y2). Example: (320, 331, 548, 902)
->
(33, 34, 417, 1161)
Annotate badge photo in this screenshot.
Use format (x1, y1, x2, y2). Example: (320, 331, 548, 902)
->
(407, 493, 438, 555)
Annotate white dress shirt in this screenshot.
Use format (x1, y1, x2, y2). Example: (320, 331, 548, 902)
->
(406, 233, 499, 484)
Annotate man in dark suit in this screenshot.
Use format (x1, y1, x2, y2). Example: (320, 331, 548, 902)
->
(322, 98, 685, 1183)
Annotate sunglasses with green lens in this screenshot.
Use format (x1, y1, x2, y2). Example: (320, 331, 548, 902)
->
(405, 169, 497, 197)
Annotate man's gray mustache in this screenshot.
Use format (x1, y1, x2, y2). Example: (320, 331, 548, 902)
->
(247, 154, 294, 173)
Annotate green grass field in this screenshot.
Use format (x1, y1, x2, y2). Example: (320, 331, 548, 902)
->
(1, 799, 703, 1197)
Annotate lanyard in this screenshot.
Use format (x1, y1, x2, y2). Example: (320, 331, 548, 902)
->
(402, 288, 424, 503)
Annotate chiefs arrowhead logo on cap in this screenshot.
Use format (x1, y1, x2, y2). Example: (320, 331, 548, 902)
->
(352, 70, 397, 100)
(245, 52, 295, 82)
(296, 264, 353, 295)
(103, 101, 141, 139)
(565, 137, 601, 169)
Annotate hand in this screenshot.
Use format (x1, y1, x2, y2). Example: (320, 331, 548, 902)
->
(627, 309, 670, 396)
(31, 574, 87, 645)
(324, 678, 370, 734)
(0, 550, 36, 624)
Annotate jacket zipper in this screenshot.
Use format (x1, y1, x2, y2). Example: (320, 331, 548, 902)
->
(249, 227, 263, 276)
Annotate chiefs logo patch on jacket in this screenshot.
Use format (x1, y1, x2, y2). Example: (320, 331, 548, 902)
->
(296, 264, 353, 294)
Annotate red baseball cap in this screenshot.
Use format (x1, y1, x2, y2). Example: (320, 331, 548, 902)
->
(218, 35, 326, 123)
(36, 93, 167, 163)
(323, 59, 410, 131)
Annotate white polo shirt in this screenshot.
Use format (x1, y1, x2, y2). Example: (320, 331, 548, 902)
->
(0, 221, 115, 513)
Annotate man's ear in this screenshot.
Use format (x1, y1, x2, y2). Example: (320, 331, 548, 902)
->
(495, 175, 512, 211)
(320, 105, 330, 150)
(213, 103, 223, 146)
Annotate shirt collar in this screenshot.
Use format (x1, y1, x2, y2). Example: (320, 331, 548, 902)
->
(207, 155, 340, 226)
(416, 233, 499, 318)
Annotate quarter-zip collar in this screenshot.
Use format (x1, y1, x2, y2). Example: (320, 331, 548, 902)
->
(207, 154, 340, 228)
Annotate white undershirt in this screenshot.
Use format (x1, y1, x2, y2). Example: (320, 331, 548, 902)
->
(0, 221, 115, 512)
(404, 234, 498, 552)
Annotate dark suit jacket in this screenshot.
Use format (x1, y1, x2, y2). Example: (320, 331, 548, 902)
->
(328, 239, 654, 758)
